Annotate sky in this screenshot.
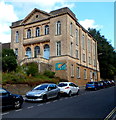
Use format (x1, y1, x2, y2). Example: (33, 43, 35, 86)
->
(0, 0, 115, 48)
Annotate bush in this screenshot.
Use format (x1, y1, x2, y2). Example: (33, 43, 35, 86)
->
(24, 63, 38, 76)
(43, 70, 55, 78)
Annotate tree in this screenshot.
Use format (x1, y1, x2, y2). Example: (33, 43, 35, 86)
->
(88, 28, 116, 79)
(2, 49, 17, 72)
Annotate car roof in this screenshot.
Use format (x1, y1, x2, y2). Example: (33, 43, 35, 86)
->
(59, 82, 73, 84)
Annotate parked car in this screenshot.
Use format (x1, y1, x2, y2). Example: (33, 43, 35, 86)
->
(86, 82, 99, 90)
(58, 82, 80, 96)
(105, 81, 112, 87)
(0, 88, 23, 109)
(98, 81, 104, 89)
(110, 80, 115, 86)
(25, 83, 60, 102)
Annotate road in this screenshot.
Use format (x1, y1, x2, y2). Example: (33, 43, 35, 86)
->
(1, 86, 116, 119)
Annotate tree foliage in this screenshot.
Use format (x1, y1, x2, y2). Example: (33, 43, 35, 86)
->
(88, 28, 116, 79)
(2, 49, 17, 72)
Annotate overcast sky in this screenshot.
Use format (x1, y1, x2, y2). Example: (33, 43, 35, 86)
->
(0, 0, 114, 48)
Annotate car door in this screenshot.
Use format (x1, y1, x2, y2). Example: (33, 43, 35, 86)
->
(2, 89, 13, 107)
(72, 83, 79, 93)
(47, 85, 54, 99)
(69, 83, 75, 94)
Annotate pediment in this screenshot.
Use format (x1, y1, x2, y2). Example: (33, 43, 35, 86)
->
(21, 8, 51, 24)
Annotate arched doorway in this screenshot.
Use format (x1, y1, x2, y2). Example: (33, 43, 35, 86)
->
(43, 44, 50, 59)
(26, 47, 31, 58)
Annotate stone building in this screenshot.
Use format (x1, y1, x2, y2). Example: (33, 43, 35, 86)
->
(10, 7, 100, 86)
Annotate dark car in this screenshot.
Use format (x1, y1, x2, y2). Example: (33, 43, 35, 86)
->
(110, 80, 115, 86)
(86, 82, 99, 90)
(0, 88, 23, 109)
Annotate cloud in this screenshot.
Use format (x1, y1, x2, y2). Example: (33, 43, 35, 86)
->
(0, 1, 18, 43)
(79, 19, 103, 30)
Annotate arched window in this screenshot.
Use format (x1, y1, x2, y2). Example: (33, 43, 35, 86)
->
(82, 34, 85, 49)
(26, 47, 31, 58)
(56, 21, 61, 35)
(45, 25, 49, 35)
(27, 29, 31, 38)
(36, 27, 40, 37)
(43, 44, 50, 59)
(16, 31, 19, 43)
(76, 29, 78, 45)
(70, 23, 73, 36)
(34, 46, 40, 58)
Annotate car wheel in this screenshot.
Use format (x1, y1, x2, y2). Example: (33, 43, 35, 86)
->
(94, 88, 97, 91)
(68, 91, 72, 97)
(76, 89, 79, 95)
(43, 95, 47, 102)
(14, 100, 22, 109)
(56, 93, 60, 99)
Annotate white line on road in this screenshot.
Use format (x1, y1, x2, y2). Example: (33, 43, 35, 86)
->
(53, 100, 58, 102)
(15, 109, 22, 112)
(1, 112, 9, 116)
(37, 104, 43, 106)
(27, 106, 34, 109)
(104, 107, 116, 120)
(46, 102, 51, 104)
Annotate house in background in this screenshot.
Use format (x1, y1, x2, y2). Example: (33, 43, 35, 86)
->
(10, 7, 100, 86)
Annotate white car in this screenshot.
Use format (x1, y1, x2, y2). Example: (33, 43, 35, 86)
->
(58, 82, 79, 96)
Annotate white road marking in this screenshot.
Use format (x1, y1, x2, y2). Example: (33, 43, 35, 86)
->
(46, 102, 51, 104)
(37, 104, 43, 106)
(15, 109, 22, 112)
(53, 100, 58, 102)
(1, 112, 9, 116)
(27, 106, 34, 109)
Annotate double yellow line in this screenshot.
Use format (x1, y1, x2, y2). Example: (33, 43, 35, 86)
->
(104, 107, 116, 120)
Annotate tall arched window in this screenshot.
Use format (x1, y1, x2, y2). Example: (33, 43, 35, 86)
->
(70, 23, 73, 36)
(27, 29, 31, 38)
(34, 46, 40, 58)
(26, 47, 31, 58)
(45, 25, 49, 35)
(76, 29, 78, 45)
(43, 44, 50, 59)
(36, 27, 40, 37)
(16, 31, 19, 43)
(82, 34, 85, 49)
(56, 21, 61, 35)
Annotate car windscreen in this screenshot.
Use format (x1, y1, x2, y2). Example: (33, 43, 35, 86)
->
(58, 83, 67, 87)
(87, 82, 95, 84)
(34, 85, 48, 90)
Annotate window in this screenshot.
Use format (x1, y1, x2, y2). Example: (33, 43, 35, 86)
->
(16, 31, 19, 43)
(27, 29, 31, 38)
(26, 47, 31, 58)
(15, 48, 18, 57)
(70, 42, 73, 56)
(56, 41, 61, 56)
(82, 34, 85, 49)
(90, 71, 93, 81)
(45, 25, 49, 35)
(84, 69, 87, 79)
(36, 27, 40, 37)
(88, 39, 91, 52)
(76, 29, 78, 45)
(77, 67, 80, 78)
(43, 44, 50, 59)
(83, 53, 85, 62)
(56, 21, 61, 35)
(34, 46, 40, 58)
(70, 23, 73, 36)
(71, 64, 74, 77)
(88, 57, 91, 65)
(76, 50, 79, 59)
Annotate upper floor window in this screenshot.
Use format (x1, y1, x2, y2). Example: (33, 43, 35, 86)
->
(26, 47, 31, 58)
(76, 29, 78, 45)
(56, 41, 61, 56)
(27, 29, 31, 38)
(83, 53, 85, 62)
(70, 42, 73, 56)
(70, 23, 73, 36)
(88, 39, 91, 52)
(45, 25, 49, 35)
(36, 27, 40, 37)
(82, 34, 85, 49)
(56, 21, 61, 35)
(76, 50, 79, 59)
(16, 31, 19, 43)
(34, 46, 40, 58)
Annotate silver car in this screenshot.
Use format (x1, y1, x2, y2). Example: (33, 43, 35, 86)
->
(25, 83, 60, 102)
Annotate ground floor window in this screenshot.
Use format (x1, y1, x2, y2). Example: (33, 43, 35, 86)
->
(84, 69, 87, 79)
(76, 67, 80, 78)
(71, 64, 74, 77)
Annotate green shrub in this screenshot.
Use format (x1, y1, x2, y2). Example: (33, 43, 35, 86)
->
(43, 70, 55, 78)
(24, 63, 38, 76)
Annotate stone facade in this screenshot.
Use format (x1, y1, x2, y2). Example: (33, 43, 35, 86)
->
(10, 7, 100, 86)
